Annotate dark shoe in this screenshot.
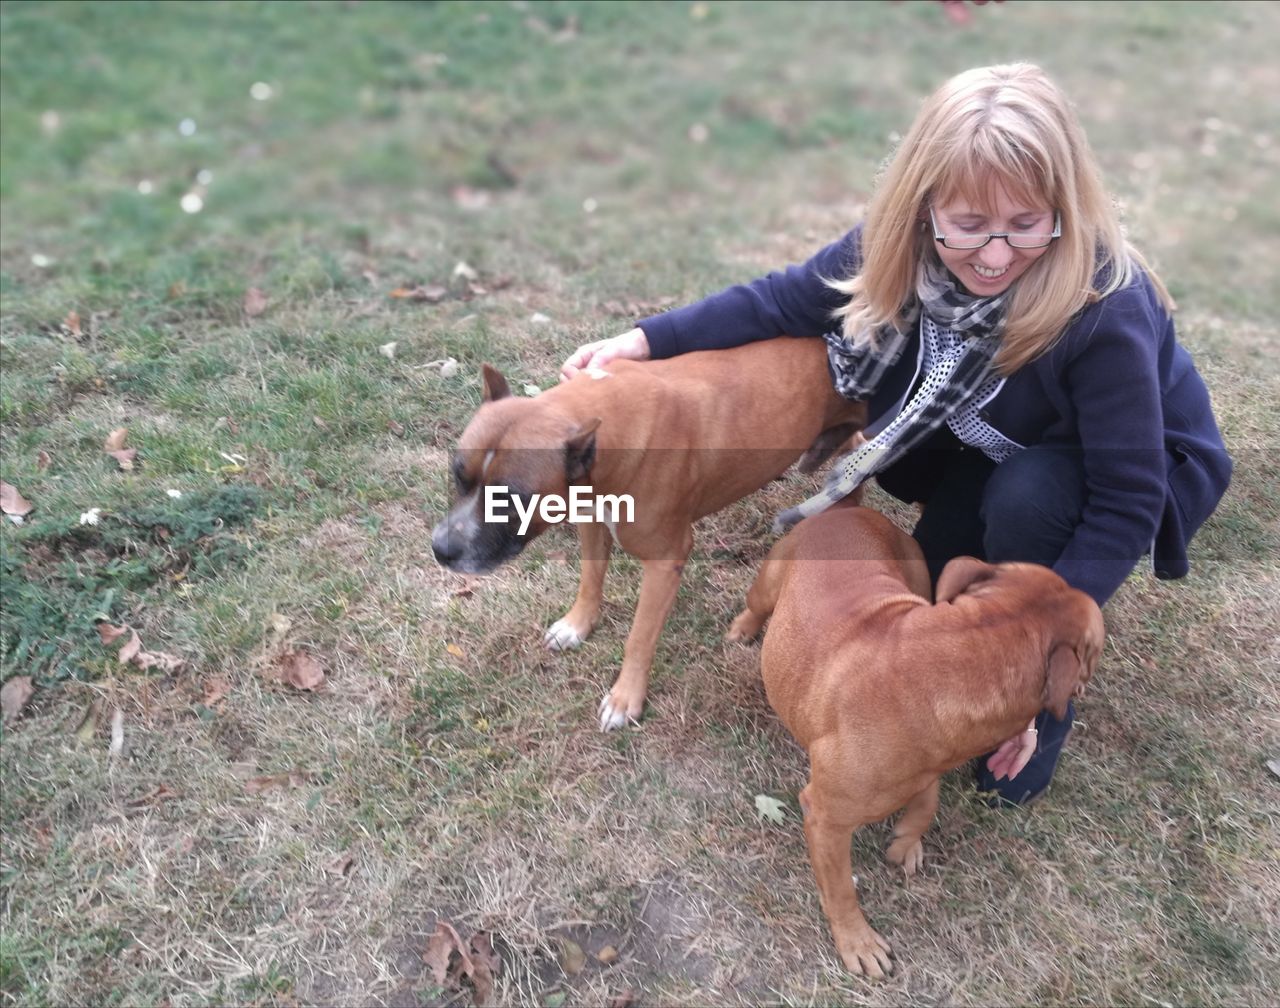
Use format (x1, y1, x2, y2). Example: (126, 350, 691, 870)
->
(974, 701, 1074, 807)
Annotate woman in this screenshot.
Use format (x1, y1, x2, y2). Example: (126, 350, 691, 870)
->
(559, 63, 1232, 805)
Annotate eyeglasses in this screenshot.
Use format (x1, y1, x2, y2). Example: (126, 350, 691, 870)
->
(929, 207, 1062, 250)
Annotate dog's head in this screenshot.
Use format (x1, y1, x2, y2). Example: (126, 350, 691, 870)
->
(431, 365, 600, 574)
(936, 557, 1105, 719)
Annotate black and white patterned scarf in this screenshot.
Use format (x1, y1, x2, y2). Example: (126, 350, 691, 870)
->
(773, 257, 1008, 533)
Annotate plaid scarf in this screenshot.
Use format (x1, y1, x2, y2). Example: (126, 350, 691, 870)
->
(773, 257, 1008, 533)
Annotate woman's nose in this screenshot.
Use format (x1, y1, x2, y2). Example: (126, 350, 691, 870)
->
(978, 237, 1015, 267)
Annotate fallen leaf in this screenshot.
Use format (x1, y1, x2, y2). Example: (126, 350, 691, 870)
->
(389, 284, 447, 303)
(595, 945, 619, 965)
(104, 428, 129, 453)
(379, 341, 398, 360)
(243, 287, 268, 317)
(445, 643, 465, 660)
(607, 990, 638, 1008)
(133, 650, 184, 673)
(244, 771, 308, 794)
(202, 676, 231, 705)
(269, 613, 293, 636)
(754, 794, 787, 825)
(1, 676, 34, 722)
(278, 650, 326, 691)
(424, 921, 471, 988)
(126, 784, 179, 807)
(312, 416, 329, 431)
(109, 707, 124, 756)
(387, 419, 406, 437)
(0, 481, 34, 518)
(452, 260, 479, 282)
(64, 310, 82, 337)
(469, 931, 500, 1004)
(97, 622, 128, 645)
(107, 448, 138, 471)
(118, 628, 142, 666)
(75, 699, 102, 745)
(36, 450, 52, 470)
(326, 851, 357, 877)
(556, 937, 586, 976)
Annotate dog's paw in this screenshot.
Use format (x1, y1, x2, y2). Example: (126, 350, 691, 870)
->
(598, 692, 641, 732)
(835, 924, 894, 978)
(543, 619, 587, 651)
(725, 609, 762, 643)
(885, 834, 925, 877)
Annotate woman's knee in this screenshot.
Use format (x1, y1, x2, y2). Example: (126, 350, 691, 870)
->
(981, 448, 1085, 566)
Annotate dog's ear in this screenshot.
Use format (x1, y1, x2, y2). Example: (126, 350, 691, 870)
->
(481, 364, 512, 403)
(565, 418, 601, 483)
(934, 556, 993, 603)
(1043, 597, 1105, 718)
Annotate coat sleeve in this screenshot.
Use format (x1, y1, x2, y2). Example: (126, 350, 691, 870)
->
(637, 227, 863, 358)
(1051, 287, 1169, 606)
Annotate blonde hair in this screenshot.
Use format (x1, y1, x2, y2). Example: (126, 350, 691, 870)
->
(832, 62, 1172, 373)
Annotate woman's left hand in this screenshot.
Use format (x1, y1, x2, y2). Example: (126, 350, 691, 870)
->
(987, 718, 1038, 780)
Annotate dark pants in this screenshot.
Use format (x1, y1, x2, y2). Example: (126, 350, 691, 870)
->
(876, 428, 1086, 804)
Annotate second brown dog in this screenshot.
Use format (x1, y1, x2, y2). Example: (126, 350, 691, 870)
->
(727, 506, 1104, 977)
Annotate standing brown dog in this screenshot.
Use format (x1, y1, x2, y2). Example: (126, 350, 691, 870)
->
(432, 338, 865, 730)
(727, 506, 1104, 977)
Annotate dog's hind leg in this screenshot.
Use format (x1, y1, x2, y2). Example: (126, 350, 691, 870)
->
(885, 777, 939, 877)
(544, 520, 613, 651)
(598, 528, 692, 731)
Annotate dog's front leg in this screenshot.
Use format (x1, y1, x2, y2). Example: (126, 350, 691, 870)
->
(598, 531, 692, 731)
(544, 520, 613, 651)
(800, 773, 894, 977)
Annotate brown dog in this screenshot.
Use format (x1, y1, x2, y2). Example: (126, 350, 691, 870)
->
(727, 506, 1104, 977)
(431, 338, 865, 730)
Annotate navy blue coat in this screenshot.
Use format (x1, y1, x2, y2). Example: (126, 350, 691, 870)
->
(637, 226, 1232, 605)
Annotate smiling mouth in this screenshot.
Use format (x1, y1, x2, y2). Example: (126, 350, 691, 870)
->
(972, 264, 1009, 280)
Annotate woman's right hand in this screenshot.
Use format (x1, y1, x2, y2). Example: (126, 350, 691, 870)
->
(559, 327, 651, 382)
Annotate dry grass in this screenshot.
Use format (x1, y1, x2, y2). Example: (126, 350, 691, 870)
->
(3, 2, 1279, 1006)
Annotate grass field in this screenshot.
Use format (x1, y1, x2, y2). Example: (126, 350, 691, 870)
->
(2, 1, 1277, 1005)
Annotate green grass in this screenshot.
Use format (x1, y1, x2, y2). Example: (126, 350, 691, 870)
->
(2, 1, 1278, 1006)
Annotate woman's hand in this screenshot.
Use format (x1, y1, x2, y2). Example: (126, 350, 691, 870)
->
(986, 718, 1038, 781)
(560, 327, 651, 382)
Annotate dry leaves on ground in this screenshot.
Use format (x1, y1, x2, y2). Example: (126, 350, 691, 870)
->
(103, 428, 138, 470)
(1, 481, 34, 519)
(97, 621, 184, 673)
(424, 922, 501, 1006)
(1, 676, 35, 723)
(277, 649, 326, 691)
(243, 287, 268, 317)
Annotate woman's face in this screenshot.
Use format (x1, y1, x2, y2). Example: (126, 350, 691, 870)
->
(930, 184, 1056, 297)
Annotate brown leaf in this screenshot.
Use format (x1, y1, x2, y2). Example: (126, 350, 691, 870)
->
(64, 310, 82, 337)
(596, 945, 619, 965)
(117, 628, 142, 665)
(167, 281, 186, 300)
(126, 784, 179, 808)
(424, 921, 470, 988)
(387, 419, 406, 437)
(75, 699, 102, 745)
(104, 428, 129, 452)
(107, 448, 138, 471)
(326, 851, 356, 877)
(557, 937, 586, 976)
(1, 676, 35, 723)
(469, 930, 499, 1005)
(278, 650, 326, 691)
(202, 676, 231, 706)
(97, 622, 128, 645)
(37, 450, 52, 471)
(244, 771, 308, 794)
(445, 643, 465, 660)
(243, 287, 268, 317)
(389, 284, 447, 303)
(133, 650, 184, 673)
(607, 989, 638, 1008)
(0, 481, 34, 517)
(312, 416, 329, 431)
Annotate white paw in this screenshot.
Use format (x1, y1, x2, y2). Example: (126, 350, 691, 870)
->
(543, 619, 586, 651)
(598, 694, 637, 732)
